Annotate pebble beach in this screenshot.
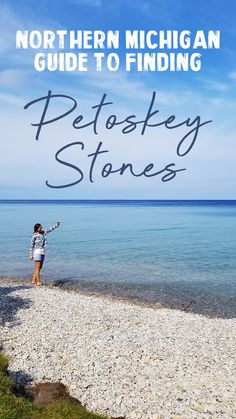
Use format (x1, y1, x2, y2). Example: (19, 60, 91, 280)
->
(0, 279, 236, 419)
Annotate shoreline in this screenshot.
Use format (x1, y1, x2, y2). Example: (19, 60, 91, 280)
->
(0, 276, 165, 312)
(1, 278, 236, 418)
(1, 276, 235, 319)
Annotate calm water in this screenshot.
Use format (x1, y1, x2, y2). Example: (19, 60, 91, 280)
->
(0, 200, 236, 317)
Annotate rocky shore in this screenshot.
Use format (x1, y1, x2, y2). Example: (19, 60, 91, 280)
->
(0, 279, 235, 418)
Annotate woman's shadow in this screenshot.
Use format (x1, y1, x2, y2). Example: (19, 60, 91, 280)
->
(0, 283, 34, 386)
(0, 284, 32, 327)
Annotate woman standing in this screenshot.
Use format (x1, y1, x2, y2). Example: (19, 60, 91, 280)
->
(29, 221, 60, 286)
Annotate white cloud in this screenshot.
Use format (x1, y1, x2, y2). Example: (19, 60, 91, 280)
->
(202, 79, 229, 93)
(76, 69, 186, 106)
(0, 91, 24, 106)
(0, 4, 21, 57)
(0, 69, 29, 88)
(229, 71, 236, 80)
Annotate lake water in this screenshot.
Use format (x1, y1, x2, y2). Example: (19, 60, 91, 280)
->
(0, 200, 236, 317)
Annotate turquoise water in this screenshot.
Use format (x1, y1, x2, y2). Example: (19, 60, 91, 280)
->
(0, 200, 236, 317)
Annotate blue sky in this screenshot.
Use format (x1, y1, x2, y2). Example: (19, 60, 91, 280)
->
(0, 0, 236, 199)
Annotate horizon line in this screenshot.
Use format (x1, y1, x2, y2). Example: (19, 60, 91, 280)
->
(0, 199, 236, 202)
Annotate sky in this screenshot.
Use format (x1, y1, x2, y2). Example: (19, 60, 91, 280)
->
(0, 0, 236, 199)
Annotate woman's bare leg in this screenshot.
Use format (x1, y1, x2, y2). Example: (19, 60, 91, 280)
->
(31, 270, 36, 284)
(31, 263, 37, 284)
(34, 261, 44, 285)
(31, 271, 36, 285)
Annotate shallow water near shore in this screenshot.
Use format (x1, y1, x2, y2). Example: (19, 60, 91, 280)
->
(0, 199, 236, 318)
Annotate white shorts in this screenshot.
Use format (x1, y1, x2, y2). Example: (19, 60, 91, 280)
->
(33, 249, 45, 262)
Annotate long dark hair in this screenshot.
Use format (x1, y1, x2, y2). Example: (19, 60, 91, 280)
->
(34, 223, 41, 233)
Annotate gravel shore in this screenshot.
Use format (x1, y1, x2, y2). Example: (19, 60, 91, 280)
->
(0, 279, 235, 419)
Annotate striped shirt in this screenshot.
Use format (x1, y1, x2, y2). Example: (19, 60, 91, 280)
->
(30, 222, 60, 256)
